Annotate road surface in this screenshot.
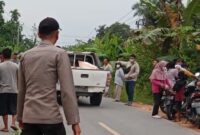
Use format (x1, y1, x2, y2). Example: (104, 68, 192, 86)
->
(0, 98, 199, 135)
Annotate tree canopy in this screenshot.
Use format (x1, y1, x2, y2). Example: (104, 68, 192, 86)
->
(0, 1, 35, 53)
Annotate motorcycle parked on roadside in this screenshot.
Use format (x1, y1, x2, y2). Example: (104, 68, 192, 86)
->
(161, 71, 188, 120)
(183, 72, 200, 128)
(184, 81, 200, 127)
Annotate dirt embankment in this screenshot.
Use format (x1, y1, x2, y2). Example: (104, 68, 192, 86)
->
(133, 102, 200, 133)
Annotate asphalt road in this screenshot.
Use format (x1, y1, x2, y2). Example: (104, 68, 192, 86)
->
(0, 98, 200, 135)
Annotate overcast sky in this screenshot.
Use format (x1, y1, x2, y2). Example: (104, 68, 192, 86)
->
(4, 0, 187, 46)
(4, 0, 139, 46)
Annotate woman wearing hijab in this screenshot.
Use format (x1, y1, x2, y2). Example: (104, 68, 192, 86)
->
(150, 61, 171, 119)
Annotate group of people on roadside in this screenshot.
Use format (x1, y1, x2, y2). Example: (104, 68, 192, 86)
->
(150, 58, 195, 121)
(102, 54, 140, 106)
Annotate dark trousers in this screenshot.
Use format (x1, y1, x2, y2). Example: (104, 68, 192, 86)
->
(21, 123, 66, 135)
(125, 81, 135, 102)
(0, 93, 17, 116)
(152, 93, 162, 116)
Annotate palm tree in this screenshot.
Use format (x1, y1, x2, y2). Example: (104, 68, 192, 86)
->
(183, 0, 200, 27)
(0, 1, 5, 25)
(133, 0, 200, 28)
(132, 0, 165, 27)
(10, 9, 21, 23)
(132, 0, 184, 28)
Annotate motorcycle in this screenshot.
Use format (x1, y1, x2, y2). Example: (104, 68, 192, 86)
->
(183, 72, 200, 128)
(191, 89, 200, 127)
(160, 72, 197, 120)
(160, 89, 176, 120)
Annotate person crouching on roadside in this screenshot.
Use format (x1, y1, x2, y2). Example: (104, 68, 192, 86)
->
(150, 61, 171, 119)
(114, 63, 125, 102)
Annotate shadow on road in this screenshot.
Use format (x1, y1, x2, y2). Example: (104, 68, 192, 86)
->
(78, 98, 96, 107)
(77, 97, 109, 109)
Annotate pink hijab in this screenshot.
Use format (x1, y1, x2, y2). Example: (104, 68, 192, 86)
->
(150, 61, 168, 81)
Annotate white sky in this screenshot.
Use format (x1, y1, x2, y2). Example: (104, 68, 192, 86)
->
(3, 0, 188, 46)
(4, 0, 138, 46)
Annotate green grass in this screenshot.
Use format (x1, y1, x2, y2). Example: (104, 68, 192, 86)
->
(11, 129, 22, 135)
(110, 81, 153, 105)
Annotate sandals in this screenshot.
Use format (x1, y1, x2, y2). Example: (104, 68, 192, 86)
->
(11, 125, 19, 131)
(0, 128, 9, 132)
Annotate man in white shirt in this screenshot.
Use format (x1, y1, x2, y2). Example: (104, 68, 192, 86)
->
(0, 48, 18, 132)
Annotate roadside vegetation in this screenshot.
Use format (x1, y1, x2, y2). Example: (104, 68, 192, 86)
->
(0, 1, 36, 53)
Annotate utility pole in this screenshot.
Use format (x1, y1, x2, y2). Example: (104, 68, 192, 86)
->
(17, 23, 24, 45)
(17, 24, 20, 46)
(136, 18, 145, 29)
(32, 23, 38, 45)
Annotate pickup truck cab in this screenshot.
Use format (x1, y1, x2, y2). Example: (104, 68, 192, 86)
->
(57, 52, 108, 106)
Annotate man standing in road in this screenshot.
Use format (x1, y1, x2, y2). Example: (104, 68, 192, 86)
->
(17, 17, 81, 135)
(102, 58, 113, 97)
(119, 54, 140, 106)
(0, 48, 18, 132)
(103, 58, 113, 73)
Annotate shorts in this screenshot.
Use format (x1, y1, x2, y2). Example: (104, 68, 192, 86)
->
(0, 93, 17, 116)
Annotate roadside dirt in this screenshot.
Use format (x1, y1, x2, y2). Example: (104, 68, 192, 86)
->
(132, 102, 200, 133)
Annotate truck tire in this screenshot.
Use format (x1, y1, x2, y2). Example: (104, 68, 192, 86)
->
(90, 93, 102, 106)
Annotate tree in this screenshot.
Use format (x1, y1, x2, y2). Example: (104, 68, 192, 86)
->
(0, 1, 5, 25)
(96, 25, 106, 39)
(132, 0, 164, 27)
(96, 22, 131, 43)
(183, 0, 200, 27)
(3, 9, 22, 47)
(0, 1, 35, 52)
(10, 9, 21, 23)
(159, 0, 183, 28)
(132, 0, 184, 28)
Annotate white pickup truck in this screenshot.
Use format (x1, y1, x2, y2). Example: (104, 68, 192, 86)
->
(57, 52, 108, 106)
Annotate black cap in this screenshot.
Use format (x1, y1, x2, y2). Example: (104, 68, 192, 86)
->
(39, 17, 60, 35)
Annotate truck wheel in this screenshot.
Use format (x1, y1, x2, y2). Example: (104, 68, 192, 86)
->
(90, 93, 102, 106)
(57, 91, 62, 106)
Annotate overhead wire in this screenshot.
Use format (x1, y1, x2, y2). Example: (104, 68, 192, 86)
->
(117, 10, 134, 22)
